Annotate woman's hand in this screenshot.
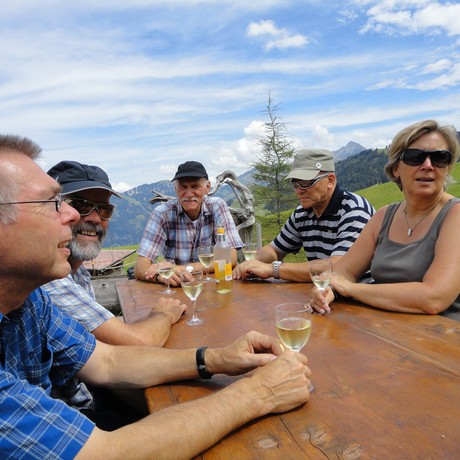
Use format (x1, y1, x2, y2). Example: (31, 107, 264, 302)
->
(310, 286, 334, 315)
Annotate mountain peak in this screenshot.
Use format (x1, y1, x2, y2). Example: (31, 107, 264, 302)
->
(333, 141, 367, 162)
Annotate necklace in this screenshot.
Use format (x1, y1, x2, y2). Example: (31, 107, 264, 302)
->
(403, 203, 437, 237)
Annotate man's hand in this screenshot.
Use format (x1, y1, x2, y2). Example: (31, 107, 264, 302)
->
(205, 331, 284, 376)
(233, 261, 272, 280)
(151, 297, 187, 324)
(244, 350, 312, 415)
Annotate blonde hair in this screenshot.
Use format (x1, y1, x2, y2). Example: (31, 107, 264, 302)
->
(384, 120, 459, 191)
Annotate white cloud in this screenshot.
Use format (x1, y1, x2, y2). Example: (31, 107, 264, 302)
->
(422, 59, 451, 75)
(246, 19, 309, 51)
(358, 1, 460, 36)
(113, 182, 133, 193)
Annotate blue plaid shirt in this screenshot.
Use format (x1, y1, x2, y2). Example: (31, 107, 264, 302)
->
(138, 195, 243, 265)
(0, 288, 96, 459)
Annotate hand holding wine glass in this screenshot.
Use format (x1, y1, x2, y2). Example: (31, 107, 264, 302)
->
(180, 269, 204, 326)
(198, 244, 214, 282)
(309, 258, 333, 294)
(157, 258, 176, 295)
(242, 242, 258, 261)
(275, 302, 314, 392)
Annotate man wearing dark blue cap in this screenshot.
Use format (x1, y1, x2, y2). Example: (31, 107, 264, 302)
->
(135, 160, 243, 285)
(43, 161, 186, 426)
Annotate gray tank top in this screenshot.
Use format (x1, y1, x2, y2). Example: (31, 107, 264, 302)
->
(371, 198, 460, 320)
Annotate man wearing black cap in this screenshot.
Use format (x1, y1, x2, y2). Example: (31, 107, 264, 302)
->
(234, 149, 374, 283)
(135, 160, 243, 284)
(43, 161, 187, 425)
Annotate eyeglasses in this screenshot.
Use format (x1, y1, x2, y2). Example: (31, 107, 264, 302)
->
(400, 149, 452, 168)
(290, 173, 330, 191)
(63, 197, 114, 220)
(0, 194, 62, 212)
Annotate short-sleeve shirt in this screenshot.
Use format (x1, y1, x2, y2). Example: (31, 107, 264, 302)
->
(0, 288, 96, 459)
(43, 265, 113, 332)
(138, 195, 243, 265)
(272, 185, 375, 260)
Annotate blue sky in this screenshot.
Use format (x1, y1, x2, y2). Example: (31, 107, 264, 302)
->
(1, 1, 459, 191)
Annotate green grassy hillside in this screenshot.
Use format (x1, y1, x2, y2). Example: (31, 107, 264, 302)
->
(357, 162, 460, 209)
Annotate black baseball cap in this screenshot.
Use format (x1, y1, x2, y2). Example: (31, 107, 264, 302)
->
(171, 161, 208, 181)
(47, 160, 123, 198)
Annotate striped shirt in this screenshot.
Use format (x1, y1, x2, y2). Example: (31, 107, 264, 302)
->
(138, 195, 243, 265)
(272, 186, 375, 260)
(0, 288, 96, 459)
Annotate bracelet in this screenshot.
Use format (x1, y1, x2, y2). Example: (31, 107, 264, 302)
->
(196, 346, 213, 379)
(153, 273, 160, 284)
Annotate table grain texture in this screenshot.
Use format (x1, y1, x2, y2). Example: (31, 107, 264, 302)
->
(117, 278, 460, 459)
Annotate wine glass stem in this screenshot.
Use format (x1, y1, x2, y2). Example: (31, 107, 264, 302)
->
(166, 279, 170, 292)
(191, 299, 197, 319)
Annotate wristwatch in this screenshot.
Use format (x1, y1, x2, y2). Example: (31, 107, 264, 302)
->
(272, 261, 283, 280)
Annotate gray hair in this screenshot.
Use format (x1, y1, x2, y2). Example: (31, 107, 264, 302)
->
(0, 135, 42, 224)
(384, 120, 460, 191)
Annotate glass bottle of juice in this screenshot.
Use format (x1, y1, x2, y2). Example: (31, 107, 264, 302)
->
(213, 227, 232, 294)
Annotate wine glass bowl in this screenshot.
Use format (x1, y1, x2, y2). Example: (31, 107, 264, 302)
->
(275, 302, 312, 352)
(242, 242, 258, 261)
(181, 269, 204, 326)
(198, 244, 214, 282)
(275, 302, 315, 393)
(157, 258, 176, 295)
(309, 259, 333, 293)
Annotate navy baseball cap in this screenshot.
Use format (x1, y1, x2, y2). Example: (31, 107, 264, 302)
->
(47, 160, 122, 198)
(171, 161, 208, 181)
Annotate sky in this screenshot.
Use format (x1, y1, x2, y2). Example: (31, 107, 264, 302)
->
(1, 0, 459, 192)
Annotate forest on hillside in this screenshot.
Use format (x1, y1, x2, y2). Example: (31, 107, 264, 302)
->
(335, 148, 389, 192)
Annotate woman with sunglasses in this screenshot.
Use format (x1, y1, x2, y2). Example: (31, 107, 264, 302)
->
(311, 119, 460, 320)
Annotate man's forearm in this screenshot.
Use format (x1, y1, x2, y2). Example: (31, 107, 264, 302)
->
(256, 245, 278, 263)
(77, 379, 267, 460)
(134, 256, 152, 281)
(79, 343, 199, 388)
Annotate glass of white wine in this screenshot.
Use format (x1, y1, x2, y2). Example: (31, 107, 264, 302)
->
(275, 302, 315, 392)
(157, 258, 176, 295)
(242, 242, 258, 261)
(198, 244, 214, 282)
(180, 269, 204, 326)
(309, 258, 333, 295)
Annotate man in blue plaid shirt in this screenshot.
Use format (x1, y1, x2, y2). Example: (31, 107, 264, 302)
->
(0, 135, 311, 459)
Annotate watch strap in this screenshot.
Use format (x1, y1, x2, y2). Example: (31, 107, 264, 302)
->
(272, 261, 282, 280)
(196, 346, 213, 379)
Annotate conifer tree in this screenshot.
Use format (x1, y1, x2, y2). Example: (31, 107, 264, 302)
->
(251, 93, 296, 229)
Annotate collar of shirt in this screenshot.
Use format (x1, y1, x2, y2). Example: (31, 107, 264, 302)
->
(302, 185, 345, 220)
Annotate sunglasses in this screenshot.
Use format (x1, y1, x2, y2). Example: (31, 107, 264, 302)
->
(290, 173, 330, 191)
(63, 197, 115, 220)
(400, 149, 452, 168)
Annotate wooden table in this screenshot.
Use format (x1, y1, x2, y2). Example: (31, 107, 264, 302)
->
(117, 278, 460, 459)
